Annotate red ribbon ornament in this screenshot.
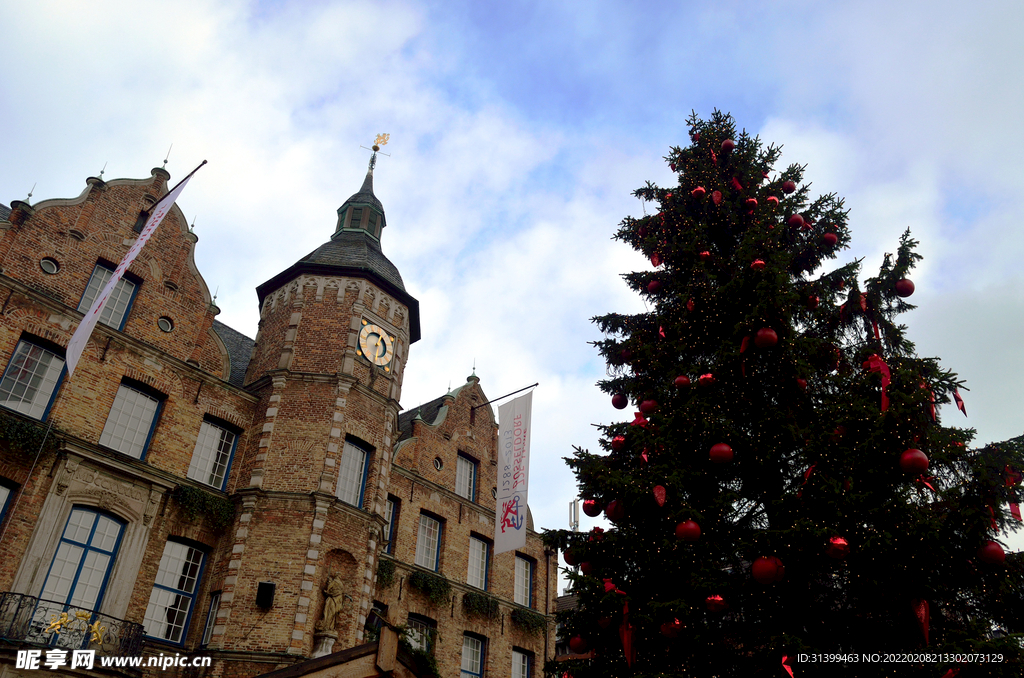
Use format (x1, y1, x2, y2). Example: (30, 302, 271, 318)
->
(781, 655, 794, 677)
(916, 475, 937, 494)
(863, 354, 891, 411)
(619, 601, 635, 667)
(797, 464, 816, 498)
(1011, 503, 1022, 522)
(911, 599, 929, 645)
(631, 412, 649, 428)
(940, 669, 960, 678)
(953, 389, 967, 416)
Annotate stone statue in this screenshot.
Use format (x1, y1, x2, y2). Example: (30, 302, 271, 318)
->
(315, 573, 345, 633)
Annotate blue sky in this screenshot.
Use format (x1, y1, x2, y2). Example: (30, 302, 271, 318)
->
(2, 0, 1023, 557)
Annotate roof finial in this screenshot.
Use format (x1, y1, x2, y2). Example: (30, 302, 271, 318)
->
(99, 162, 107, 179)
(162, 143, 173, 169)
(360, 133, 391, 176)
(26, 183, 35, 201)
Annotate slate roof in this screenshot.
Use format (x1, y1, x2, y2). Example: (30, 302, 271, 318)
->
(0, 203, 10, 221)
(397, 392, 449, 441)
(212, 319, 255, 388)
(298, 229, 405, 292)
(341, 169, 384, 214)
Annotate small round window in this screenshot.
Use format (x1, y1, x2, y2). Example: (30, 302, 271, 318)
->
(433, 457, 443, 471)
(40, 258, 60, 275)
(157, 317, 174, 332)
(491, 487, 497, 499)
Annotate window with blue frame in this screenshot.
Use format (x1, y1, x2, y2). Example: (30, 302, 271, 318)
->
(336, 438, 371, 508)
(34, 507, 125, 645)
(514, 555, 533, 608)
(143, 540, 206, 644)
(467, 535, 490, 590)
(200, 591, 220, 646)
(186, 417, 239, 490)
(460, 633, 486, 678)
(0, 337, 65, 420)
(455, 453, 477, 501)
(98, 380, 164, 459)
(77, 262, 140, 331)
(0, 478, 17, 528)
(383, 496, 399, 554)
(512, 648, 533, 678)
(415, 513, 443, 571)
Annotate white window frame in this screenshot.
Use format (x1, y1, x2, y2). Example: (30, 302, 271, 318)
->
(201, 591, 221, 646)
(78, 263, 138, 330)
(406, 614, 435, 653)
(514, 556, 532, 607)
(455, 453, 477, 501)
(186, 419, 237, 490)
(415, 514, 442, 571)
(143, 540, 206, 644)
(467, 536, 488, 590)
(336, 439, 370, 507)
(512, 649, 532, 678)
(461, 633, 484, 678)
(98, 382, 162, 459)
(0, 339, 65, 420)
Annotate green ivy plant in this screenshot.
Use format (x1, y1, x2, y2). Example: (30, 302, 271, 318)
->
(377, 558, 395, 589)
(462, 591, 499, 620)
(0, 409, 59, 456)
(509, 608, 546, 636)
(171, 485, 235, 530)
(407, 570, 452, 607)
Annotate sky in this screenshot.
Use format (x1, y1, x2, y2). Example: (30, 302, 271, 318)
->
(2, 0, 1024, 561)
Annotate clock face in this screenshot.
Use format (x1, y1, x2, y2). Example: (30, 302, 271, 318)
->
(358, 322, 395, 369)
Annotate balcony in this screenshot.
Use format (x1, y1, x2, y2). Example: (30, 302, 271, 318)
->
(0, 592, 144, 656)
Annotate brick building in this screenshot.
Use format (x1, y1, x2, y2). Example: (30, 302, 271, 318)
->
(0, 157, 555, 678)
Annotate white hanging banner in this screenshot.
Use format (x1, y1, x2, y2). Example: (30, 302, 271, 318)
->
(65, 163, 204, 378)
(494, 391, 533, 555)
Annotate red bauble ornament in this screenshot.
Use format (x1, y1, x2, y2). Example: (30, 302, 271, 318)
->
(745, 198, 758, 208)
(647, 280, 662, 294)
(660, 619, 683, 638)
(782, 180, 797, 194)
(709, 443, 734, 464)
(665, 192, 672, 200)
(582, 499, 602, 517)
(675, 519, 701, 542)
(807, 294, 820, 309)
(569, 636, 588, 654)
(750, 259, 766, 270)
(597, 615, 613, 629)
(580, 561, 594, 576)
(895, 278, 915, 297)
(721, 138, 735, 153)
(653, 485, 666, 507)
(766, 195, 779, 205)
(674, 375, 691, 388)
(751, 556, 785, 584)
(611, 393, 628, 410)
(670, 163, 676, 172)
(900, 448, 929, 474)
(639, 399, 659, 415)
(563, 549, 578, 566)
(611, 436, 626, 452)
(712, 190, 723, 205)
(638, 226, 648, 238)
(822, 232, 838, 247)
(605, 499, 625, 523)
(697, 373, 715, 387)
(620, 349, 632, 363)
(796, 378, 807, 391)
(754, 327, 778, 348)
(691, 186, 706, 198)
(978, 540, 1006, 565)
(787, 213, 805, 228)
(686, 299, 696, 312)
(699, 250, 711, 260)
(705, 595, 728, 613)
(650, 252, 662, 267)
(826, 536, 850, 559)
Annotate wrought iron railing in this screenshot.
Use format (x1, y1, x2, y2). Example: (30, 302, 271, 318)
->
(0, 592, 145, 656)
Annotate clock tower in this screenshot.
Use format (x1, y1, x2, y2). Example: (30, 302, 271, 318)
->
(206, 142, 420, 663)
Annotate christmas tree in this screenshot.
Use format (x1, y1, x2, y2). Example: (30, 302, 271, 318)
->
(545, 111, 1024, 678)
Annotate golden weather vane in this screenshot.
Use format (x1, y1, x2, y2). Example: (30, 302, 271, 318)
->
(373, 133, 390, 151)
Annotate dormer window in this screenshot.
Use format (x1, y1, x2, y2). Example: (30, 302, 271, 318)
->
(349, 207, 363, 229)
(367, 212, 379, 237)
